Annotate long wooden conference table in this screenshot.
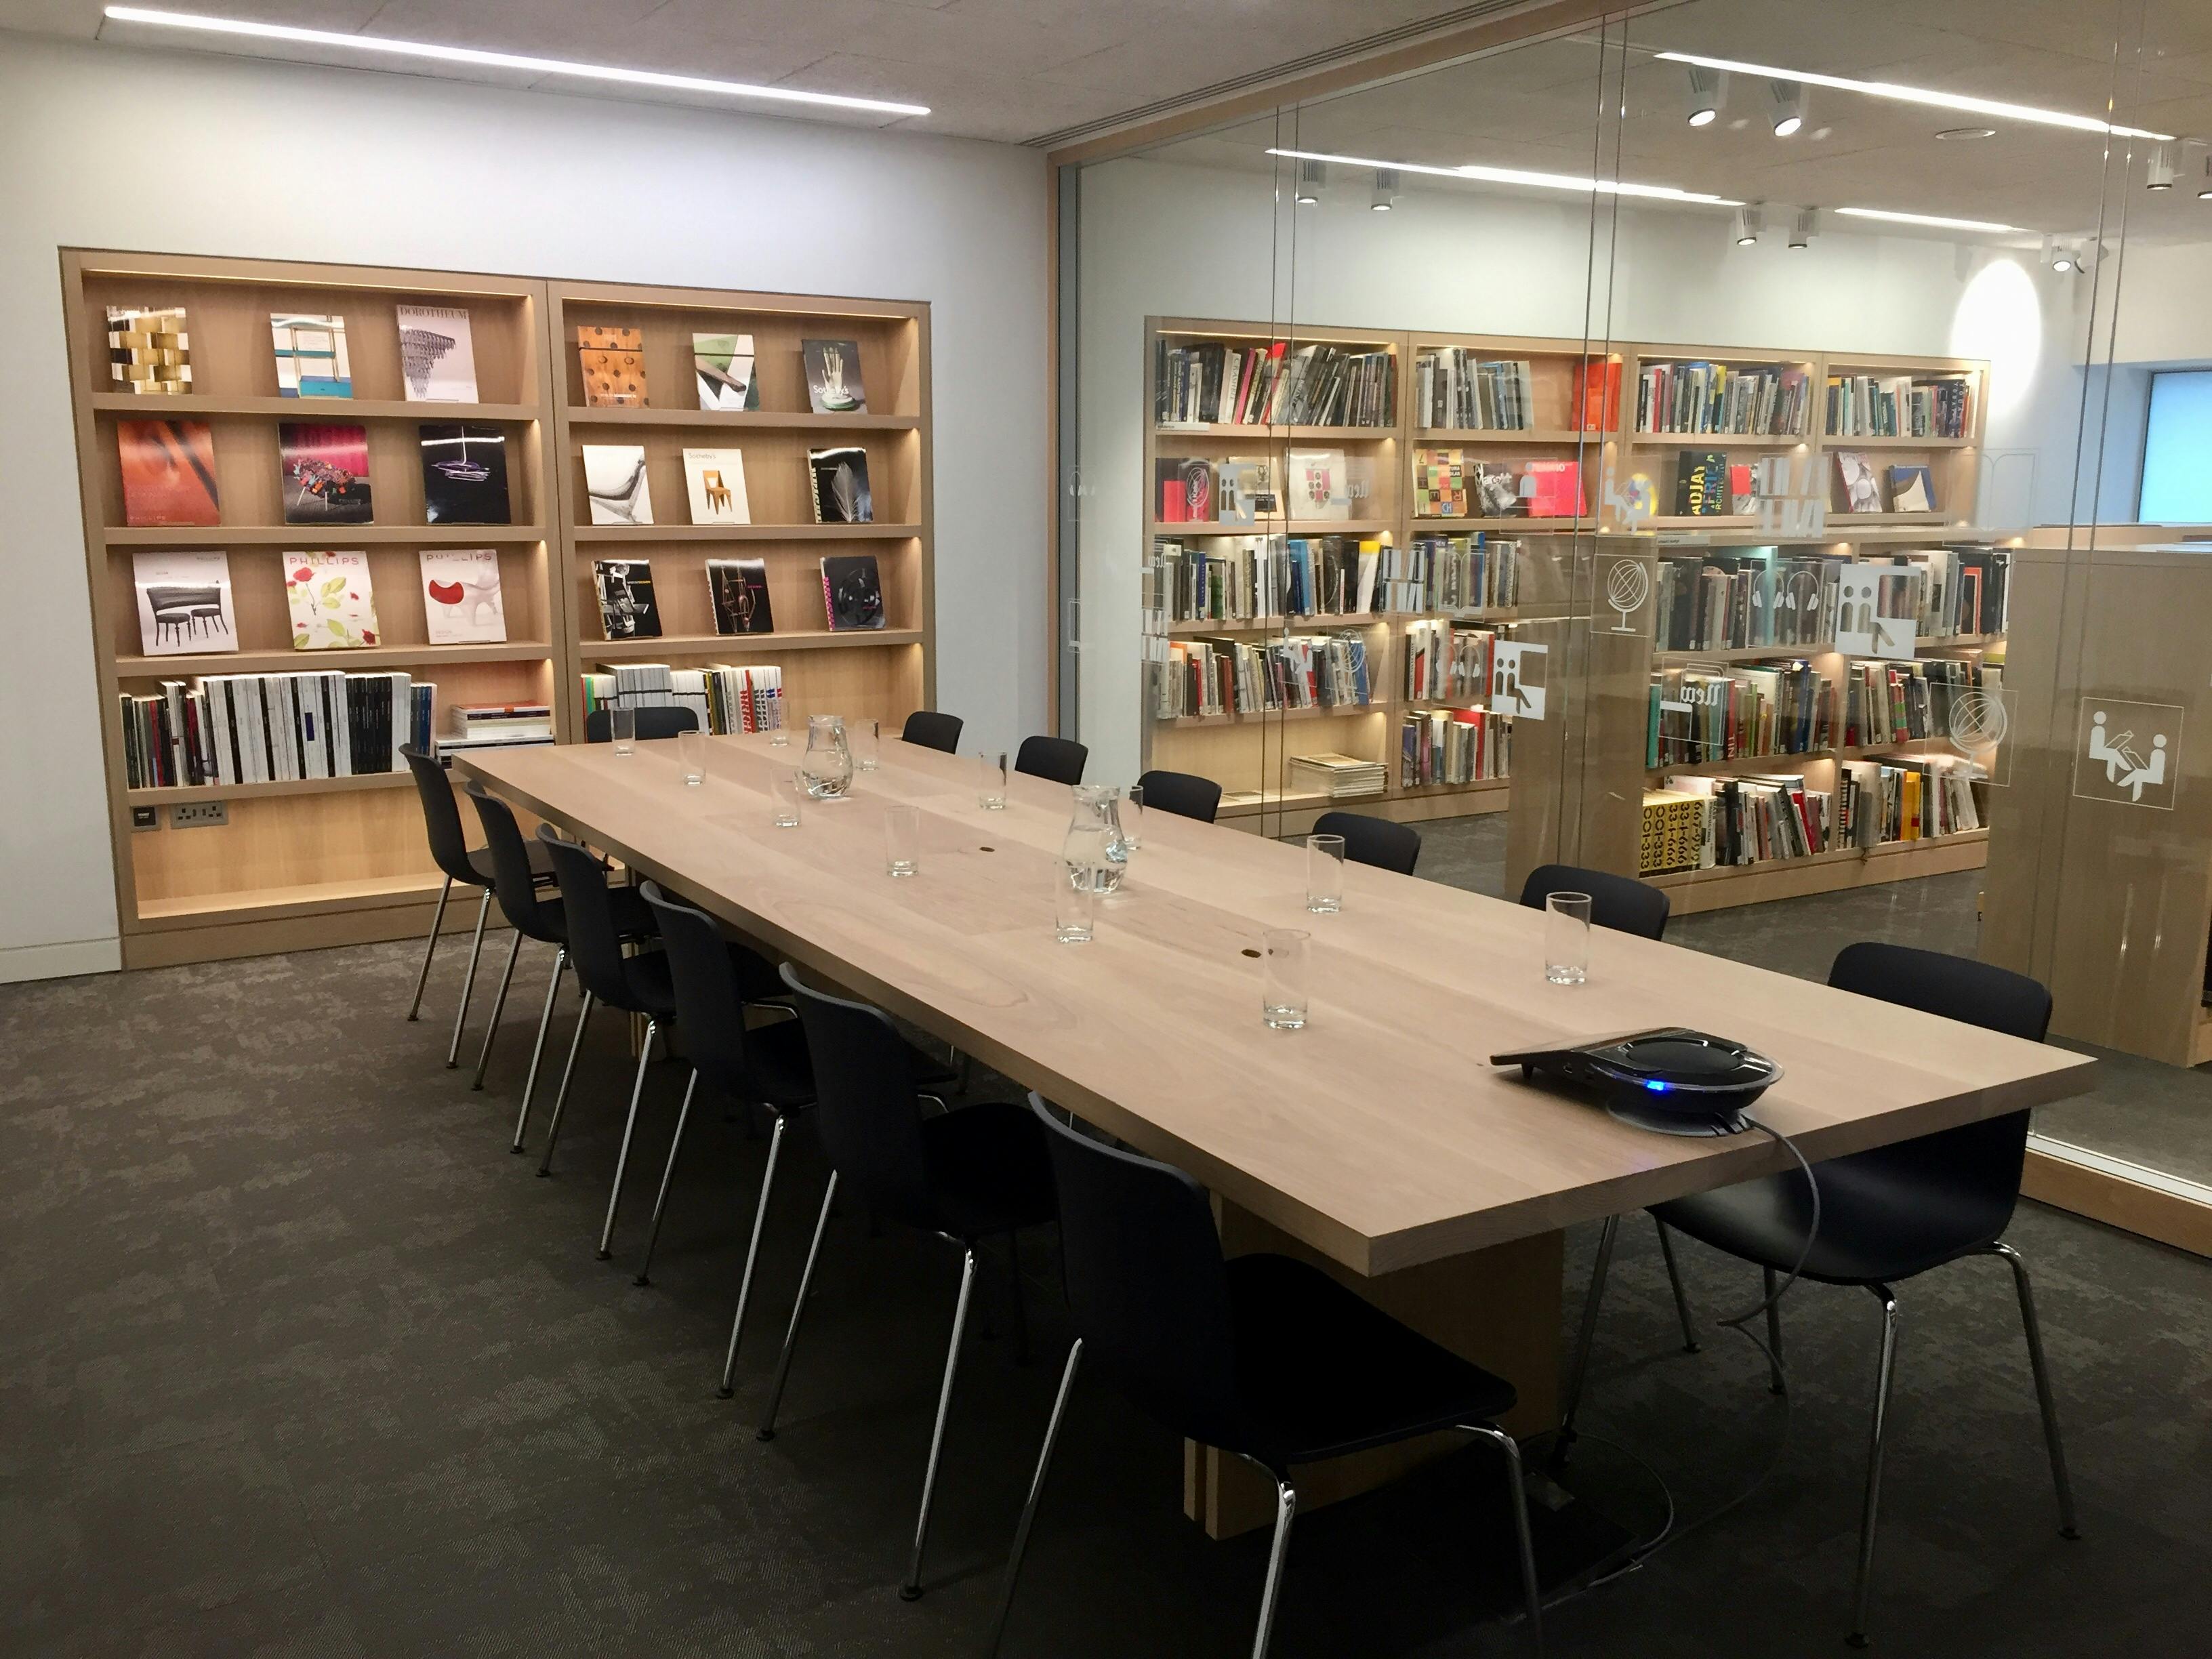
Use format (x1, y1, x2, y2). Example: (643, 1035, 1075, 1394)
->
(459, 731, 2095, 1537)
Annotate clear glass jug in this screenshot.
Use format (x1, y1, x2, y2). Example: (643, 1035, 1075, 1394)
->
(799, 714, 854, 799)
(1063, 783, 1128, 895)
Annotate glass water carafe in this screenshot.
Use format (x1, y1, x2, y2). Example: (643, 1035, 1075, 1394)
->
(799, 714, 854, 799)
(1062, 783, 1128, 895)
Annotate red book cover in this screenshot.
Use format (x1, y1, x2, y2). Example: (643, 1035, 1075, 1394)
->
(1522, 459, 1585, 518)
(1572, 359, 1622, 431)
(1159, 477, 1187, 523)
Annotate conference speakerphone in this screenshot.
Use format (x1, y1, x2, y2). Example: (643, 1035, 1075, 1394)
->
(1490, 1028, 1782, 1136)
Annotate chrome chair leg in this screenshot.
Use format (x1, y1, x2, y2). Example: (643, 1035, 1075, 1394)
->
(406, 875, 452, 1021)
(717, 1112, 790, 1398)
(595, 1018, 659, 1261)
(632, 1068, 699, 1286)
(984, 1338, 1083, 1658)
(1653, 1218, 1700, 1353)
(902, 1245, 979, 1601)
(537, 991, 595, 1176)
(1465, 1424, 1547, 1655)
(1249, 1473, 1298, 1659)
(445, 886, 492, 1067)
(1763, 1266, 1788, 1395)
(510, 947, 566, 1152)
(470, 929, 523, 1090)
(758, 1170, 838, 1441)
(1985, 1242, 2081, 1539)
(1847, 1285, 1901, 1649)
(1551, 1213, 1619, 1467)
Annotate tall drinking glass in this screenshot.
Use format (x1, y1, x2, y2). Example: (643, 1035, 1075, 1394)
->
(884, 805, 920, 877)
(1054, 867, 1095, 943)
(677, 729, 708, 785)
(610, 706, 636, 756)
(1122, 783, 1145, 852)
(1305, 834, 1346, 913)
(1545, 892, 1593, 985)
(1262, 929, 1310, 1029)
(979, 751, 1009, 811)
(771, 767, 804, 829)
(853, 718, 881, 772)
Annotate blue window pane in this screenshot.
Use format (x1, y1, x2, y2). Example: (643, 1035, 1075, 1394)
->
(2139, 370, 2212, 521)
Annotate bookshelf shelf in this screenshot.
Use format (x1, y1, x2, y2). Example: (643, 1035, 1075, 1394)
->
(104, 525, 550, 546)
(565, 408, 919, 431)
(136, 872, 451, 928)
(1413, 516, 1584, 534)
(1394, 777, 1511, 800)
(1416, 428, 1589, 444)
(115, 640, 556, 676)
(1154, 424, 1395, 442)
(1149, 518, 1393, 537)
(90, 393, 539, 422)
(1630, 433, 1808, 448)
(572, 522, 920, 542)
(1646, 828, 1988, 916)
(1652, 634, 2006, 666)
(1822, 433, 1974, 449)
(1160, 613, 1389, 638)
(1155, 703, 1382, 729)
(126, 772, 418, 805)
(584, 628, 922, 660)
(1647, 736, 1972, 779)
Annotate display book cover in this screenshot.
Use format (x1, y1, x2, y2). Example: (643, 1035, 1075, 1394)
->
(106, 305, 190, 393)
(270, 312, 352, 398)
(1412, 447, 1468, 518)
(821, 554, 885, 631)
(582, 444, 654, 525)
(802, 338, 867, 413)
(1833, 449, 1883, 514)
(694, 333, 758, 411)
(1887, 464, 1937, 514)
(682, 447, 750, 525)
(1286, 448, 1351, 520)
(419, 548, 507, 645)
(133, 550, 237, 656)
(594, 558, 662, 640)
(578, 325, 647, 408)
(396, 305, 480, 403)
(708, 558, 775, 635)
(117, 418, 220, 527)
(417, 424, 511, 524)
(285, 550, 380, 649)
(279, 422, 373, 525)
(1673, 449, 1731, 516)
(808, 447, 874, 524)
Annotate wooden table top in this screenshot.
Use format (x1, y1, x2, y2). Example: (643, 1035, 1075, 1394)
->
(457, 734, 2094, 1276)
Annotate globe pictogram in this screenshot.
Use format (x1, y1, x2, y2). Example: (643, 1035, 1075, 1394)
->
(1605, 558, 1652, 632)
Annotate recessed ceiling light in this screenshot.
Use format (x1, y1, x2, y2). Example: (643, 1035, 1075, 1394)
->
(100, 4, 930, 117)
(1655, 49, 2173, 141)
(1265, 148, 1744, 207)
(1936, 127, 1999, 140)
(1837, 206, 2023, 233)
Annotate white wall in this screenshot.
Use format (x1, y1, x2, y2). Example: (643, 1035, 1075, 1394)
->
(0, 33, 1050, 982)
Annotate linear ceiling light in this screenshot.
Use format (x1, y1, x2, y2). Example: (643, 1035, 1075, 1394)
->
(100, 5, 931, 117)
(1265, 148, 1743, 207)
(1654, 50, 2171, 142)
(1834, 206, 2022, 233)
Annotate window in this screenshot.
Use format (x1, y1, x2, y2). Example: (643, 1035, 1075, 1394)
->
(2138, 369, 2212, 521)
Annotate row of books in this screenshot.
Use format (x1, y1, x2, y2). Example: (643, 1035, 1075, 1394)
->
(1641, 756, 1984, 873)
(1155, 449, 1356, 523)
(1410, 351, 1538, 431)
(1405, 622, 1508, 704)
(1826, 374, 1972, 440)
(112, 302, 480, 401)
(1647, 662, 1835, 766)
(1412, 450, 1584, 518)
(129, 549, 512, 661)
(1401, 708, 1511, 787)
(1389, 535, 1521, 613)
(120, 670, 429, 789)
(1636, 362, 1811, 436)
(591, 554, 885, 639)
(579, 663, 787, 735)
(1843, 659, 2000, 747)
(1652, 548, 2010, 652)
(1154, 633, 1373, 719)
(1153, 340, 1397, 428)
(1147, 533, 1523, 626)
(577, 326, 872, 415)
(581, 442, 876, 529)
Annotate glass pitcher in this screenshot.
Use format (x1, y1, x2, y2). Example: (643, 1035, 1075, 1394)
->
(1062, 783, 1128, 895)
(799, 714, 854, 799)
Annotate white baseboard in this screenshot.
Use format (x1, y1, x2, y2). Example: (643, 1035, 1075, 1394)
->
(0, 935, 123, 984)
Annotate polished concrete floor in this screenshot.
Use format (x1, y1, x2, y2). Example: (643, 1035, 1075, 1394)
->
(3, 933, 2210, 1657)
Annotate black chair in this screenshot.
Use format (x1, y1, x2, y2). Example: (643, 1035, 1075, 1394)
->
(1517, 863, 1670, 941)
(1312, 810, 1420, 876)
(1136, 768, 1222, 825)
(987, 1097, 1543, 1658)
(584, 705, 699, 743)
(1558, 943, 2077, 1647)
(1014, 735, 1087, 785)
(758, 964, 1054, 1602)
(533, 825, 783, 1261)
(900, 710, 964, 753)
(400, 745, 550, 1064)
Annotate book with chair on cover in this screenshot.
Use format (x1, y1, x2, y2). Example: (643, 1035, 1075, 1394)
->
(820, 554, 885, 630)
(682, 447, 750, 525)
(133, 550, 237, 657)
(418, 548, 508, 645)
(279, 422, 373, 525)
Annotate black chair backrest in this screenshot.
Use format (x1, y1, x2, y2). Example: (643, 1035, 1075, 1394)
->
(1519, 863, 1671, 940)
(1136, 769, 1222, 825)
(1826, 941, 2052, 1220)
(900, 710, 964, 753)
(464, 782, 561, 942)
(777, 964, 935, 1231)
(1312, 810, 1420, 876)
(640, 881, 760, 1100)
(403, 745, 479, 887)
(584, 705, 699, 743)
(1015, 735, 1088, 785)
(1029, 1096, 1248, 1452)
(537, 823, 651, 1010)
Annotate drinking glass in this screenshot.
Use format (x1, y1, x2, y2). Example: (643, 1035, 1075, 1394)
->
(1546, 891, 1593, 985)
(768, 714, 790, 747)
(770, 767, 804, 829)
(979, 750, 1009, 811)
(884, 805, 920, 878)
(853, 718, 882, 772)
(609, 706, 636, 756)
(1054, 867, 1096, 943)
(1262, 928, 1311, 1029)
(1305, 833, 1346, 914)
(1121, 783, 1145, 853)
(677, 729, 708, 786)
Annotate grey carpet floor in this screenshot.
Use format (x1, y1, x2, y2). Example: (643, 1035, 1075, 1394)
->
(3, 932, 2209, 1658)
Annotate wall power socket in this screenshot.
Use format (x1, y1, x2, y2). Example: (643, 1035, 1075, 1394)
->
(170, 800, 229, 829)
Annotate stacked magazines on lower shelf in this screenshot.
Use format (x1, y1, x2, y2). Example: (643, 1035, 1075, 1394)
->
(581, 662, 785, 735)
(1401, 707, 1511, 787)
(121, 671, 430, 789)
(1288, 752, 1386, 800)
(1639, 754, 1985, 874)
(1155, 632, 1372, 718)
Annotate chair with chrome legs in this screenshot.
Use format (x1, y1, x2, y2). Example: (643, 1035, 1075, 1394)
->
(1555, 942, 2078, 1647)
(988, 1095, 1544, 1658)
(1014, 735, 1087, 785)
(1135, 767, 1222, 825)
(632, 885, 956, 1395)
(400, 745, 551, 1064)
(757, 964, 1053, 1603)
(533, 825, 783, 1261)
(899, 710, 964, 753)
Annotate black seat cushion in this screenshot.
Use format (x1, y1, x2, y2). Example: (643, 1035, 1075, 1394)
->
(467, 836, 556, 888)
(1650, 1145, 2018, 1286)
(921, 1101, 1056, 1238)
(1226, 1254, 1517, 1469)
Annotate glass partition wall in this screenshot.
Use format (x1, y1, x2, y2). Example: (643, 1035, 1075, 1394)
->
(1059, 0, 2212, 1249)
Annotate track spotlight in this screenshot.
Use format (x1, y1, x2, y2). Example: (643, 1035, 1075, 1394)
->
(1768, 79, 1806, 137)
(1294, 157, 1326, 205)
(2043, 234, 2079, 274)
(2148, 143, 2177, 190)
(1733, 203, 1765, 245)
(1788, 206, 1819, 249)
(1370, 167, 1400, 211)
(1685, 63, 1725, 127)
(2199, 155, 2212, 200)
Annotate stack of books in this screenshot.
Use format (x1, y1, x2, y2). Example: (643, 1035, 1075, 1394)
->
(441, 702, 554, 753)
(1288, 752, 1387, 800)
